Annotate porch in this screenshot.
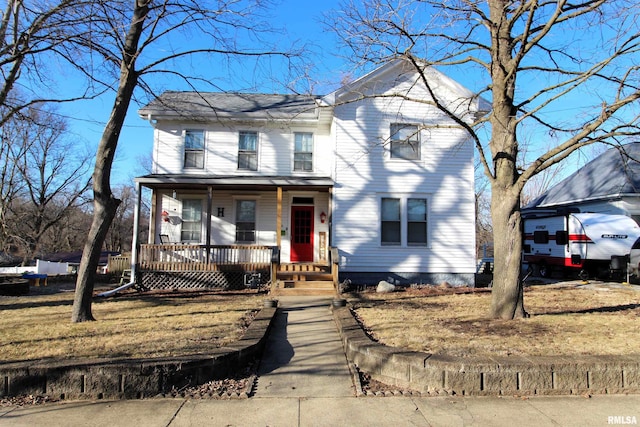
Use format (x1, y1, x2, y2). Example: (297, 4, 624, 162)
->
(136, 243, 339, 294)
(128, 175, 337, 293)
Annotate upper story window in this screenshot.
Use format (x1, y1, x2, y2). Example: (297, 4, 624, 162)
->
(294, 132, 313, 171)
(390, 124, 420, 160)
(238, 131, 258, 171)
(184, 129, 205, 169)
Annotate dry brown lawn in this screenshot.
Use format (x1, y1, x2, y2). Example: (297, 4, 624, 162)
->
(0, 284, 265, 363)
(349, 281, 640, 358)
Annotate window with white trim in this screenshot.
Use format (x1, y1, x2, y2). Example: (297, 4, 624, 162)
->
(238, 131, 258, 170)
(381, 198, 401, 245)
(407, 198, 428, 245)
(294, 132, 313, 171)
(380, 196, 428, 246)
(235, 200, 256, 243)
(184, 129, 205, 169)
(181, 199, 202, 242)
(390, 124, 420, 160)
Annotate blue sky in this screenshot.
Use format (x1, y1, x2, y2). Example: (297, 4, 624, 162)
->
(51, 0, 628, 191)
(57, 0, 346, 187)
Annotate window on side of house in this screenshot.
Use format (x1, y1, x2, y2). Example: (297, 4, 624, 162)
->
(236, 200, 256, 243)
(407, 198, 427, 246)
(294, 132, 313, 171)
(181, 199, 202, 242)
(381, 198, 401, 245)
(184, 129, 205, 169)
(238, 131, 258, 170)
(390, 124, 420, 160)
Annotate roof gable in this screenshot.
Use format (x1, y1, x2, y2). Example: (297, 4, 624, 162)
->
(322, 58, 490, 118)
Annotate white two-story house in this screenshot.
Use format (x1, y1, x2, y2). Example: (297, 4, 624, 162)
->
(132, 59, 488, 292)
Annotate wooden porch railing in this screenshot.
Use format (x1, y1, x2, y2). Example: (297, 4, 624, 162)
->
(139, 244, 276, 272)
(330, 246, 339, 286)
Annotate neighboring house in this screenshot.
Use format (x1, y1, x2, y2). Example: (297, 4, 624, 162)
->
(132, 59, 488, 291)
(524, 143, 640, 223)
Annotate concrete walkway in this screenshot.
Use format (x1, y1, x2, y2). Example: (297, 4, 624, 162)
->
(255, 296, 355, 398)
(1, 296, 639, 426)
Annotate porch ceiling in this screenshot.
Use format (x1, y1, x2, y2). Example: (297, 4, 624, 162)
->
(135, 174, 334, 191)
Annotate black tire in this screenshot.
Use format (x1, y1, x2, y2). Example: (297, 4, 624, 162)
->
(538, 262, 550, 278)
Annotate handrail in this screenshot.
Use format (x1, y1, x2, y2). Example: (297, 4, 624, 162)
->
(329, 246, 339, 286)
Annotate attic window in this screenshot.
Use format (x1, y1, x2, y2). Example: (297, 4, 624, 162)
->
(390, 124, 420, 160)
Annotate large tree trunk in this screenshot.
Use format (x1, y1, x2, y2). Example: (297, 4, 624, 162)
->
(489, 187, 527, 319)
(71, 0, 149, 323)
(486, 0, 527, 320)
(72, 196, 119, 321)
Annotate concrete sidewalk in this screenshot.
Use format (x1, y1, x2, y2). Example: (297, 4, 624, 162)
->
(1, 296, 639, 426)
(1, 391, 638, 426)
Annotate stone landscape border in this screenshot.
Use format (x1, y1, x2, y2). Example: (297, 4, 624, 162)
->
(332, 303, 640, 396)
(0, 306, 277, 400)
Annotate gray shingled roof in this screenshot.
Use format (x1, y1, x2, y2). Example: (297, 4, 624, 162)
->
(138, 92, 320, 120)
(526, 143, 640, 208)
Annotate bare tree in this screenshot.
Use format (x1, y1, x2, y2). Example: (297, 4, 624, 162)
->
(70, 0, 300, 322)
(0, 105, 91, 261)
(0, 1, 100, 127)
(330, 0, 640, 318)
(42, 204, 93, 254)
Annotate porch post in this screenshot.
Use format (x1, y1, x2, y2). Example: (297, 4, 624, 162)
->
(276, 186, 282, 248)
(206, 186, 213, 264)
(130, 181, 142, 278)
(274, 186, 282, 284)
(149, 190, 157, 244)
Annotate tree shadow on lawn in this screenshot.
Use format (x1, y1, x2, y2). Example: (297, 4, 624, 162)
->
(541, 303, 640, 316)
(436, 316, 555, 338)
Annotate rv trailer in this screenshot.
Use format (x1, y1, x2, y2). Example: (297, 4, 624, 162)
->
(523, 211, 640, 279)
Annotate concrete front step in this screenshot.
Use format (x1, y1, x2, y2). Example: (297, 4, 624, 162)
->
(281, 280, 335, 289)
(276, 272, 334, 282)
(272, 288, 337, 296)
(271, 280, 337, 296)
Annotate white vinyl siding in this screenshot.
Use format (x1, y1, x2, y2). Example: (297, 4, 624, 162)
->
(331, 80, 476, 275)
(152, 124, 332, 177)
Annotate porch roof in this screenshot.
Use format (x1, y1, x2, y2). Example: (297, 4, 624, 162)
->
(135, 174, 334, 191)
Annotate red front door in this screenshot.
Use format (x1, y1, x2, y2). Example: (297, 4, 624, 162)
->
(291, 206, 314, 262)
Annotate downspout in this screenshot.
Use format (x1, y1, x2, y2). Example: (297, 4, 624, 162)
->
(98, 180, 142, 297)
